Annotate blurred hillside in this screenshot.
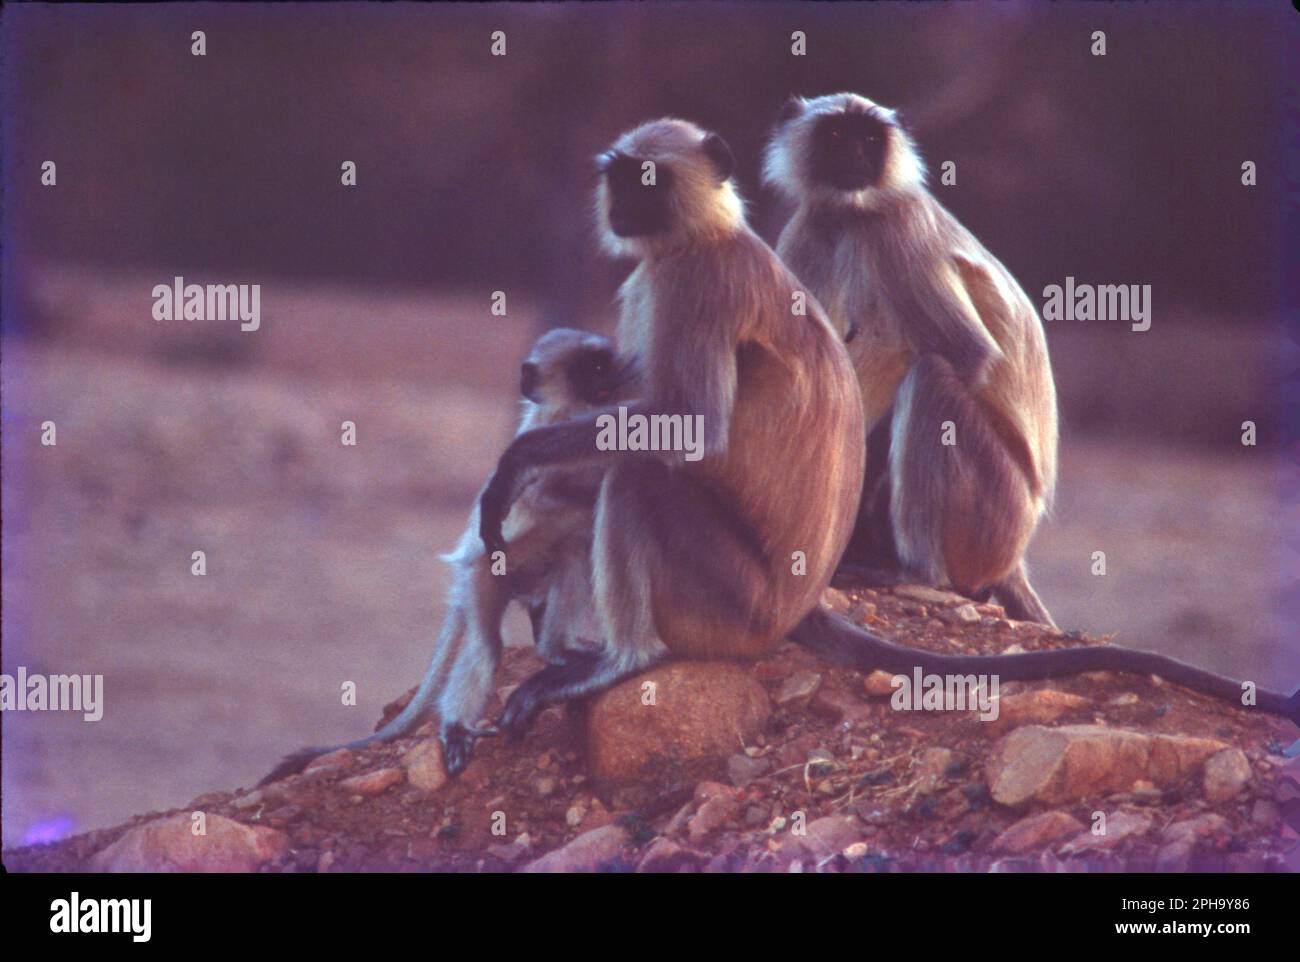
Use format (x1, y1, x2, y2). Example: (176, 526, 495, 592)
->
(7, 3, 1290, 335)
(8, 3, 1295, 446)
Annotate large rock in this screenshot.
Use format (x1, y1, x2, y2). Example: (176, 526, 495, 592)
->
(89, 813, 289, 872)
(986, 725, 1228, 807)
(585, 661, 772, 783)
(522, 825, 629, 873)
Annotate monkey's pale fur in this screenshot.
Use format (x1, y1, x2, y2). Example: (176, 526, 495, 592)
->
(764, 95, 927, 211)
(766, 93, 1057, 623)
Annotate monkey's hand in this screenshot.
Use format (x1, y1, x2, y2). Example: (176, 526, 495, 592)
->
(478, 456, 526, 556)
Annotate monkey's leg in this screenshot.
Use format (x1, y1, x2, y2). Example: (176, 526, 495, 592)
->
(838, 411, 901, 576)
(992, 561, 1056, 628)
(526, 600, 549, 652)
(498, 460, 774, 738)
(889, 353, 1053, 624)
(436, 558, 516, 774)
(496, 470, 668, 739)
(532, 538, 598, 665)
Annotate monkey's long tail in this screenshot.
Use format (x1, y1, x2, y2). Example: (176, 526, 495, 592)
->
(792, 607, 1300, 727)
(256, 609, 467, 787)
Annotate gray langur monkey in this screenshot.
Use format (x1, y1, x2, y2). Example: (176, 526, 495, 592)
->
(764, 92, 1057, 627)
(260, 329, 632, 784)
(476, 117, 868, 747)
(473, 118, 1297, 765)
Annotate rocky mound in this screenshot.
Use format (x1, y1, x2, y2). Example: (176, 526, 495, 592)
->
(6, 584, 1298, 872)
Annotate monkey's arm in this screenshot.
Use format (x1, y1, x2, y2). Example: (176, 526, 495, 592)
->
(478, 401, 654, 554)
(888, 252, 1004, 385)
(481, 329, 740, 553)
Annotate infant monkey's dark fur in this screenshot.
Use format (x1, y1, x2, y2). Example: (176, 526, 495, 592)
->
(260, 329, 632, 785)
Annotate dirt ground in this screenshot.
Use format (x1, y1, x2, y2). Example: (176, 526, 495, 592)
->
(5, 585, 1297, 873)
(2, 270, 1296, 849)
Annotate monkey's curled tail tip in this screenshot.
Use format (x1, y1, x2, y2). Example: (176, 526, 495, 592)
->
(256, 747, 326, 788)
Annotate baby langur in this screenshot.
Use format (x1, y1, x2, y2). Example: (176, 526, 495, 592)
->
(474, 118, 1298, 762)
(260, 329, 630, 784)
(765, 92, 1058, 626)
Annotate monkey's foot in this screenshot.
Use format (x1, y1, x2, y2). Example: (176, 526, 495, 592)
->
(497, 662, 580, 741)
(497, 682, 548, 743)
(439, 721, 498, 776)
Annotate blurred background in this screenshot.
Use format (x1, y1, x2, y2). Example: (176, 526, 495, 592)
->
(2, 2, 1297, 848)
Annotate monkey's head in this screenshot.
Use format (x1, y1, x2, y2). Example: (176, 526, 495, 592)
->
(596, 119, 745, 258)
(520, 328, 627, 416)
(763, 93, 925, 210)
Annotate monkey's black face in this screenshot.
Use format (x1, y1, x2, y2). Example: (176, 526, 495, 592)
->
(519, 347, 620, 406)
(811, 112, 889, 191)
(600, 151, 674, 237)
(566, 347, 619, 405)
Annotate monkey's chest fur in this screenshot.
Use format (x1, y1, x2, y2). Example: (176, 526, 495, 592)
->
(788, 228, 913, 434)
(843, 316, 913, 434)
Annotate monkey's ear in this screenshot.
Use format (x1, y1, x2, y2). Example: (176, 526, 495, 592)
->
(701, 132, 735, 183)
(520, 361, 541, 402)
(776, 94, 803, 125)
